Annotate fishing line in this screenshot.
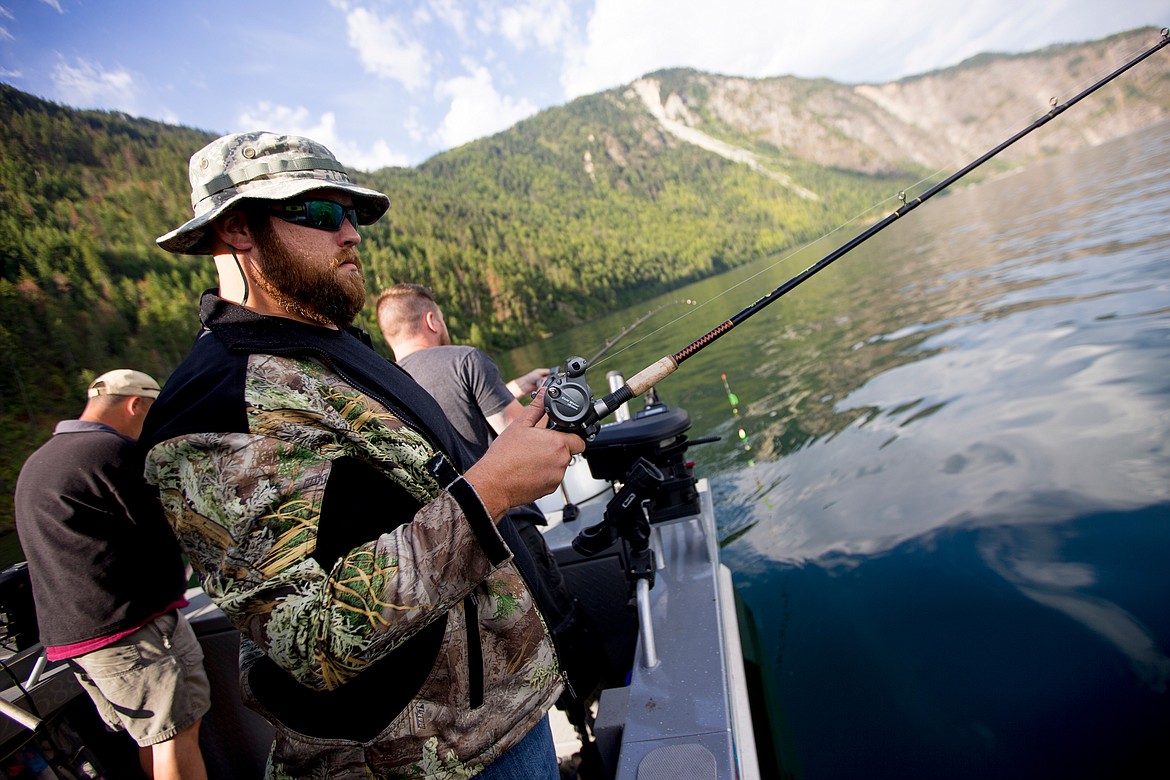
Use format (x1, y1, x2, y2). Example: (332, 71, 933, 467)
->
(546, 28, 1170, 436)
(587, 192, 908, 372)
(586, 27, 1170, 374)
(585, 298, 697, 366)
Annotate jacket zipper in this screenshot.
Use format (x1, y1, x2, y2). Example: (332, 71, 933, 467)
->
(465, 593, 484, 709)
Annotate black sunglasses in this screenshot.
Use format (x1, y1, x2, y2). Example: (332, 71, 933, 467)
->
(269, 199, 358, 231)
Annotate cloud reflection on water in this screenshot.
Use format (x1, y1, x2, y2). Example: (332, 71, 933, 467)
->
(978, 525, 1170, 693)
(720, 122, 1170, 572)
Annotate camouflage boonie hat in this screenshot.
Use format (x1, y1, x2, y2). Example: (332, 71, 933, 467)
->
(157, 131, 391, 255)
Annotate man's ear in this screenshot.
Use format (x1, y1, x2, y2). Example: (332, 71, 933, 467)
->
(212, 209, 255, 251)
(423, 310, 441, 334)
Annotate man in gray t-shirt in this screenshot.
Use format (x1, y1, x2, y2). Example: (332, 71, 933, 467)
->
(379, 290, 549, 443)
(396, 343, 527, 454)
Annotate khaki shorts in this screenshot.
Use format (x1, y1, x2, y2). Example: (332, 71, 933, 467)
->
(70, 610, 211, 747)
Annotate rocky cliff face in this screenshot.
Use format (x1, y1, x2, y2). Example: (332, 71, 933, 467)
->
(618, 28, 1170, 178)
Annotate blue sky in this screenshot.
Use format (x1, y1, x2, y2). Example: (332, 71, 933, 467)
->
(1, 0, 1166, 170)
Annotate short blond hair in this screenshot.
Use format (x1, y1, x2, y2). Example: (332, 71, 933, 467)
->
(375, 283, 441, 342)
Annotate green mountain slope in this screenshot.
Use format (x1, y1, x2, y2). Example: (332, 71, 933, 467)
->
(357, 89, 904, 347)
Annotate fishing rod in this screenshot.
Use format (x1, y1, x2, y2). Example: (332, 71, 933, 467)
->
(542, 28, 1170, 438)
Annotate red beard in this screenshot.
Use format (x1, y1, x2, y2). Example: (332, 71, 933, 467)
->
(251, 217, 366, 327)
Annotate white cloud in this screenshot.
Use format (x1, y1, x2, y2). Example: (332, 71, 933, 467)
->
(354, 138, 412, 171)
(0, 27, 13, 42)
(560, 0, 1170, 100)
(39, 0, 63, 12)
(51, 57, 136, 112)
(494, 0, 573, 51)
(561, 0, 926, 97)
(427, 0, 469, 40)
(345, 7, 430, 91)
(404, 105, 426, 142)
(235, 101, 410, 172)
(235, 102, 326, 140)
(433, 63, 537, 149)
(561, 0, 709, 98)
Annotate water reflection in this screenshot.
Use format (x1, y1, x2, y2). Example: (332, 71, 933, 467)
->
(977, 524, 1170, 694)
(718, 122, 1170, 567)
(504, 121, 1170, 777)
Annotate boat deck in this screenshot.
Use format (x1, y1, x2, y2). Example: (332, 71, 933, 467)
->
(538, 478, 760, 780)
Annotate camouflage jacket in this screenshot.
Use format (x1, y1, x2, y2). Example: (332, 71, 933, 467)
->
(142, 293, 562, 779)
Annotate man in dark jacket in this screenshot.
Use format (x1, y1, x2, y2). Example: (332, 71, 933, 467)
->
(141, 131, 585, 779)
(15, 369, 210, 779)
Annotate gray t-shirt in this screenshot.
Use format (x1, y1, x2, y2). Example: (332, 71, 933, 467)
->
(397, 345, 514, 456)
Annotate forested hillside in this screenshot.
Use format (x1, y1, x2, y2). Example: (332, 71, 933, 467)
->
(1, 27, 1167, 543)
(360, 92, 900, 346)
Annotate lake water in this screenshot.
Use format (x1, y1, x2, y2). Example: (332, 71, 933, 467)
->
(500, 121, 1170, 778)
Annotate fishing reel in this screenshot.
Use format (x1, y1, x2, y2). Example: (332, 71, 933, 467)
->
(542, 356, 602, 439)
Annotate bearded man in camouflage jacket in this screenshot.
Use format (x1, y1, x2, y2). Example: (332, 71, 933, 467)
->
(142, 132, 584, 779)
